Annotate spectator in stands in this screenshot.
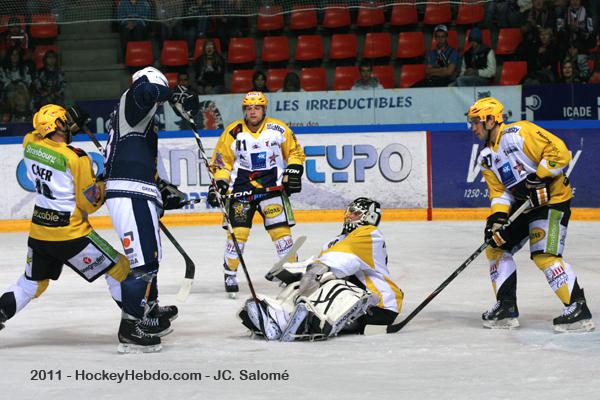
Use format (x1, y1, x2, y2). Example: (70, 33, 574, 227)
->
(522, 0, 557, 45)
(557, 59, 583, 83)
(5, 81, 33, 123)
(556, 0, 595, 54)
(183, 0, 216, 53)
(520, 27, 561, 84)
(452, 28, 497, 87)
(216, 0, 250, 51)
(352, 61, 383, 90)
(117, 0, 151, 58)
(589, 67, 600, 83)
(2, 16, 28, 52)
(0, 47, 33, 92)
(484, 0, 523, 28)
(32, 50, 65, 108)
(279, 72, 302, 92)
(564, 44, 591, 79)
(252, 70, 269, 92)
(194, 39, 225, 94)
(154, 0, 185, 42)
(415, 25, 459, 87)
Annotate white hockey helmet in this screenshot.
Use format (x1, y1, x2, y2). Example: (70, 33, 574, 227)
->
(342, 197, 382, 234)
(132, 66, 168, 87)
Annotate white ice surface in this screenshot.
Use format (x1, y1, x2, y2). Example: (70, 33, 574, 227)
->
(1, 221, 600, 400)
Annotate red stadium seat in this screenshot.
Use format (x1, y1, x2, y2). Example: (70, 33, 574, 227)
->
(289, 5, 318, 31)
(231, 69, 255, 93)
(301, 67, 327, 91)
(322, 6, 351, 30)
(295, 35, 323, 62)
(0, 15, 26, 34)
(29, 14, 58, 39)
(372, 65, 395, 88)
(257, 5, 285, 32)
(455, 3, 485, 25)
(464, 28, 492, 52)
(227, 37, 257, 65)
(262, 36, 289, 63)
(396, 31, 425, 59)
(267, 68, 291, 92)
(495, 28, 523, 56)
(125, 41, 153, 68)
(33, 44, 58, 69)
(431, 29, 459, 50)
(423, 2, 452, 25)
(363, 32, 391, 59)
(389, 3, 418, 27)
(329, 33, 358, 61)
(161, 40, 189, 67)
(498, 61, 527, 85)
(356, 2, 385, 28)
(165, 72, 178, 88)
(333, 66, 360, 90)
(399, 64, 425, 88)
(193, 38, 221, 60)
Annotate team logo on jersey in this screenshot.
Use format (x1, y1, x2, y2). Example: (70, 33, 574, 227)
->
(530, 228, 546, 245)
(544, 263, 568, 292)
(122, 231, 135, 255)
(233, 202, 250, 223)
(83, 256, 92, 264)
(498, 162, 516, 186)
(84, 184, 101, 205)
(266, 123, 284, 134)
(503, 145, 519, 155)
(268, 153, 278, 166)
(251, 152, 267, 169)
(489, 263, 499, 282)
(263, 204, 283, 218)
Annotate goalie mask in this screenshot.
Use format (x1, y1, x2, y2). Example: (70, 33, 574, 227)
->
(342, 197, 382, 234)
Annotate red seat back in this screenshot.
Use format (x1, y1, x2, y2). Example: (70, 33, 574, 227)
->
(231, 69, 255, 93)
(329, 34, 358, 60)
(125, 41, 153, 68)
(295, 35, 323, 62)
(161, 40, 189, 67)
(262, 36, 289, 63)
(363, 32, 391, 59)
(301, 67, 327, 91)
(227, 37, 257, 64)
(372, 65, 395, 88)
(333, 66, 360, 90)
(399, 64, 426, 88)
(396, 31, 425, 59)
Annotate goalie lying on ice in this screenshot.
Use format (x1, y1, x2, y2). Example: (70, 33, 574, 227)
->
(238, 197, 404, 341)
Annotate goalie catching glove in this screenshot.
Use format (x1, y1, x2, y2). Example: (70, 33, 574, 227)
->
(169, 85, 200, 118)
(282, 164, 303, 195)
(158, 179, 186, 210)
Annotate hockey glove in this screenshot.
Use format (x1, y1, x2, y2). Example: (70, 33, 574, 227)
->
(525, 173, 551, 207)
(207, 180, 229, 208)
(158, 179, 186, 210)
(485, 212, 509, 248)
(65, 105, 91, 134)
(282, 164, 304, 195)
(169, 85, 200, 118)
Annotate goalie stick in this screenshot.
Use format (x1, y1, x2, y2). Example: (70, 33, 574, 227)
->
(81, 125, 196, 302)
(172, 102, 271, 339)
(364, 199, 532, 336)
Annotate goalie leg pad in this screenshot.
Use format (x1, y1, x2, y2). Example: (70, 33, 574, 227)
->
(238, 295, 289, 340)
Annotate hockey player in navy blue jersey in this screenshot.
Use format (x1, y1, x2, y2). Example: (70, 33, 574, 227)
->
(104, 67, 190, 353)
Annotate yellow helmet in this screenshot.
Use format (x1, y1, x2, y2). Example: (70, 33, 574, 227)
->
(34, 104, 67, 138)
(242, 91, 268, 108)
(467, 97, 504, 125)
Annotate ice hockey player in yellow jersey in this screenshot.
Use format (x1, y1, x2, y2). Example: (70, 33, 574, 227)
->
(467, 96, 593, 332)
(208, 91, 306, 298)
(238, 198, 403, 341)
(0, 104, 130, 336)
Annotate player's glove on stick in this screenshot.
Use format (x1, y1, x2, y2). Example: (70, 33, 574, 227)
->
(65, 105, 91, 134)
(207, 180, 229, 208)
(282, 164, 303, 195)
(525, 173, 551, 207)
(485, 212, 509, 248)
(170, 85, 200, 117)
(158, 179, 186, 210)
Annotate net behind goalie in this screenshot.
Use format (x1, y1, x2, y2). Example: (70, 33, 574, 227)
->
(238, 198, 404, 341)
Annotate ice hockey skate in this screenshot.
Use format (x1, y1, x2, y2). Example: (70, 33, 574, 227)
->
(117, 317, 162, 354)
(482, 300, 520, 329)
(0, 308, 7, 331)
(224, 271, 239, 299)
(553, 297, 594, 333)
(139, 314, 173, 337)
(148, 302, 179, 322)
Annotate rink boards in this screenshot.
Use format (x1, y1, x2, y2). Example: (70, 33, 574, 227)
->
(1, 123, 599, 231)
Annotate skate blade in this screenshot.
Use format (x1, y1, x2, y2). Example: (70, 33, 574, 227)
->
(482, 318, 520, 329)
(117, 343, 162, 354)
(149, 327, 173, 338)
(554, 319, 595, 333)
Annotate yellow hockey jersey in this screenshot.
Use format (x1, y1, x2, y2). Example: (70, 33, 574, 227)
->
(317, 225, 403, 314)
(209, 116, 305, 192)
(478, 120, 572, 215)
(23, 132, 104, 241)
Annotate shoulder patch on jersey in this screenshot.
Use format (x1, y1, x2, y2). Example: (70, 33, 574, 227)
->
(228, 123, 243, 139)
(265, 122, 285, 134)
(67, 145, 88, 158)
(502, 126, 520, 135)
(83, 184, 101, 205)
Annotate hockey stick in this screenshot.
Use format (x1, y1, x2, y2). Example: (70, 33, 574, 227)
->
(364, 199, 532, 336)
(81, 125, 196, 302)
(173, 103, 270, 339)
